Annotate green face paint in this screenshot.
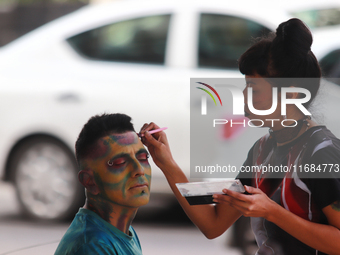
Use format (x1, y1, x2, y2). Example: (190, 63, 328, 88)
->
(86, 132, 151, 209)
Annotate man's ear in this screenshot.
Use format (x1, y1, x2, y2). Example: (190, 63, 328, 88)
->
(78, 170, 100, 195)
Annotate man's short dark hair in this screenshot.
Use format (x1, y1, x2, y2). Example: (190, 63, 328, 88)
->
(75, 113, 135, 165)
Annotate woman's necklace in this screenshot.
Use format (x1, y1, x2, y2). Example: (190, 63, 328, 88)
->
(269, 116, 311, 143)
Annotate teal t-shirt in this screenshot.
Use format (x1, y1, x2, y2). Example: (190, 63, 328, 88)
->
(54, 208, 142, 255)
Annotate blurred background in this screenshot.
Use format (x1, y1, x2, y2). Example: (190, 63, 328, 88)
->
(0, 0, 88, 47)
(0, 0, 340, 254)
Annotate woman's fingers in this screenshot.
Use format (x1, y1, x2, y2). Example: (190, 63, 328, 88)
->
(144, 131, 162, 148)
(244, 185, 262, 194)
(138, 122, 174, 170)
(139, 122, 162, 146)
(213, 194, 250, 213)
(139, 122, 160, 134)
(213, 186, 273, 218)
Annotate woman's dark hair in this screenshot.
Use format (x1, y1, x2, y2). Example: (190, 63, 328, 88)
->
(238, 18, 321, 108)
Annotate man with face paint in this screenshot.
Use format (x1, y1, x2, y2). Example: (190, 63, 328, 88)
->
(55, 113, 151, 255)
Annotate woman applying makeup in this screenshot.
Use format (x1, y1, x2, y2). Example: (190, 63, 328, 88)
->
(140, 18, 340, 255)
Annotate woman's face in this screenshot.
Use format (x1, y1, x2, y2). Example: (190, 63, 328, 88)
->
(243, 74, 282, 127)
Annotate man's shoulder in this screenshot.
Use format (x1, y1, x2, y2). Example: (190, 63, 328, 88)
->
(77, 208, 122, 243)
(54, 209, 118, 255)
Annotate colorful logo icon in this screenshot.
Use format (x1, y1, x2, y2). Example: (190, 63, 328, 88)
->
(196, 82, 222, 106)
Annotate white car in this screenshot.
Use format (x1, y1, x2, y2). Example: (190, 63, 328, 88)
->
(283, 0, 340, 29)
(2, 0, 336, 222)
(312, 26, 340, 80)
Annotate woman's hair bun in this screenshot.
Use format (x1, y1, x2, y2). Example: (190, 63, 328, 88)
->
(273, 18, 312, 57)
(239, 17, 321, 80)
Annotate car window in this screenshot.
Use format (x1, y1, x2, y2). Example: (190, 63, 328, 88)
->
(67, 14, 171, 64)
(198, 13, 271, 69)
(291, 8, 340, 29)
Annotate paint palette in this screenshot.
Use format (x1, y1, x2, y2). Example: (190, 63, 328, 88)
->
(176, 179, 245, 205)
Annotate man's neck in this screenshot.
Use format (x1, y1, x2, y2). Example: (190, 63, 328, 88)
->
(84, 199, 138, 235)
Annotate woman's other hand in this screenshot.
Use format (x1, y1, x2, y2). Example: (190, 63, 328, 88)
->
(213, 185, 277, 220)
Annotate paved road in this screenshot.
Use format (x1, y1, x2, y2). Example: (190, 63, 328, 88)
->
(0, 182, 242, 255)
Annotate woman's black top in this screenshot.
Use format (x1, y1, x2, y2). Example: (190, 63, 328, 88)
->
(238, 126, 340, 255)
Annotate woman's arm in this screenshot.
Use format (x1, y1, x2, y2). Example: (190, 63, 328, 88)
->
(140, 123, 242, 239)
(213, 186, 340, 254)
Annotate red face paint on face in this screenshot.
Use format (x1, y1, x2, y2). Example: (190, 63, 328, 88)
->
(112, 132, 138, 146)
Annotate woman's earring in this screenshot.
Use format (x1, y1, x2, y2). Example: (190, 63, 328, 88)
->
(303, 115, 311, 127)
(107, 160, 113, 166)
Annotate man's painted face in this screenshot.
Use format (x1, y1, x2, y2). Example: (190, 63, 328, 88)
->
(84, 132, 151, 208)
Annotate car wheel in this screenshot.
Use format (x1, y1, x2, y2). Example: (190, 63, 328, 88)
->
(10, 137, 84, 221)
